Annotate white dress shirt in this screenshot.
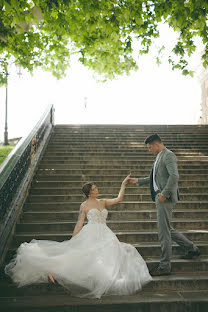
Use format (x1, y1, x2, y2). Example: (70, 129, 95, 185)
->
(153, 151, 162, 192)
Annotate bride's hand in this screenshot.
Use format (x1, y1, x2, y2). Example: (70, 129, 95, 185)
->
(122, 174, 131, 185)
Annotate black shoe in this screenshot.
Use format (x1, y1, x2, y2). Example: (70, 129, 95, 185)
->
(181, 248, 200, 260)
(150, 266, 171, 276)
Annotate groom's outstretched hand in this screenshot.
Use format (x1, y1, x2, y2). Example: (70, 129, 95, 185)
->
(128, 178, 137, 184)
(122, 174, 132, 185)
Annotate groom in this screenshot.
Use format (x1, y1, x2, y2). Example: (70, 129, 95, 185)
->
(129, 134, 200, 276)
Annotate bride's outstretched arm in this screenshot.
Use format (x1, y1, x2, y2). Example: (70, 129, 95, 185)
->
(72, 204, 86, 237)
(103, 174, 131, 207)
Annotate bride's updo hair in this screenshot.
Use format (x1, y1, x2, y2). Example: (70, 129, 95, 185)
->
(82, 182, 95, 198)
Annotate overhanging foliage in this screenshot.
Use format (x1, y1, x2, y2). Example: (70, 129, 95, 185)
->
(0, 0, 207, 84)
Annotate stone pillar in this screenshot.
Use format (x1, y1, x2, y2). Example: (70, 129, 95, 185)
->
(200, 67, 208, 124)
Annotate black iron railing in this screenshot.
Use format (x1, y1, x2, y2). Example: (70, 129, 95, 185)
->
(0, 104, 54, 264)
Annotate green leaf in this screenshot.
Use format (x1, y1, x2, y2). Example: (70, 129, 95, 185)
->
(51, 11, 58, 19)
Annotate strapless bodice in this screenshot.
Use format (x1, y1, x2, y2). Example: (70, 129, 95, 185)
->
(87, 208, 108, 224)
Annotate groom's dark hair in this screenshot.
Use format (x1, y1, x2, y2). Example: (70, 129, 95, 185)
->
(144, 134, 162, 144)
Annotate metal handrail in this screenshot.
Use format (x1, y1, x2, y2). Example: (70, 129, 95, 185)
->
(0, 104, 54, 265)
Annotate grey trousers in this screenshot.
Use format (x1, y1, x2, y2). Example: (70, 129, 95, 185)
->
(155, 196, 196, 270)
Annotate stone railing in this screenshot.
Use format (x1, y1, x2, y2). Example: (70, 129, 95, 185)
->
(0, 104, 54, 265)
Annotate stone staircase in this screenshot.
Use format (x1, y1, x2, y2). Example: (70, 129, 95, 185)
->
(1, 124, 208, 312)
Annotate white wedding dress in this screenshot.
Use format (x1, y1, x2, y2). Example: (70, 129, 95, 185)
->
(5, 208, 152, 298)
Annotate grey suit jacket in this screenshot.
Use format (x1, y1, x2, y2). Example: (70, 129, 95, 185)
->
(138, 147, 180, 203)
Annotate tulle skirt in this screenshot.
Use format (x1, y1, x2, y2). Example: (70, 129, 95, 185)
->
(5, 223, 152, 298)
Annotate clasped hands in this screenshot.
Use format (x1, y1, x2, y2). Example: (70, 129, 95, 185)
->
(157, 193, 166, 202)
(123, 174, 166, 203)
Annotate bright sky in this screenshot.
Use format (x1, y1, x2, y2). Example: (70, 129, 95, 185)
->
(0, 23, 204, 141)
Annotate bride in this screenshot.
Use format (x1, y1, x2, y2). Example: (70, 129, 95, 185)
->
(5, 174, 152, 298)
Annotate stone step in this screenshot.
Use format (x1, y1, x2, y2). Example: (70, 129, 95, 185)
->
(48, 143, 208, 149)
(54, 124, 208, 129)
(52, 133, 208, 136)
(53, 132, 208, 135)
(50, 133, 208, 137)
(42, 157, 208, 164)
(39, 157, 208, 163)
(51, 131, 208, 135)
(52, 132, 208, 135)
(51, 129, 208, 132)
(48, 140, 208, 145)
(53, 125, 208, 130)
(50, 130, 208, 135)
(51, 135, 208, 138)
(51, 130, 208, 134)
(44, 145, 208, 149)
(49, 135, 208, 139)
(51, 138, 208, 142)
(15, 219, 208, 232)
(48, 137, 208, 141)
(1, 273, 208, 297)
(52, 131, 208, 135)
(48, 132, 208, 138)
(41, 158, 208, 165)
(47, 142, 208, 147)
(48, 133, 208, 139)
(12, 231, 208, 247)
(1, 291, 208, 312)
(52, 132, 208, 136)
(20, 210, 208, 222)
(34, 174, 208, 181)
(43, 150, 208, 155)
(49, 141, 208, 146)
(23, 201, 208, 211)
(26, 193, 208, 202)
(52, 129, 208, 132)
(36, 168, 208, 175)
(48, 132, 208, 137)
(48, 146, 208, 152)
(51, 129, 208, 133)
(41, 154, 208, 160)
(39, 160, 208, 167)
(50, 130, 208, 134)
(31, 180, 208, 188)
(47, 143, 208, 149)
(45, 146, 208, 152)
(38, 164, 208, 170)
(52, 134, 208, 138)
(29, 186, 208, 195)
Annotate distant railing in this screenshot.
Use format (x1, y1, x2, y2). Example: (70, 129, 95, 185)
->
(0, 104, 54, 265)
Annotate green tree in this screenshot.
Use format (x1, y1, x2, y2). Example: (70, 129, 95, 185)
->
(0, 0, 207, 84)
